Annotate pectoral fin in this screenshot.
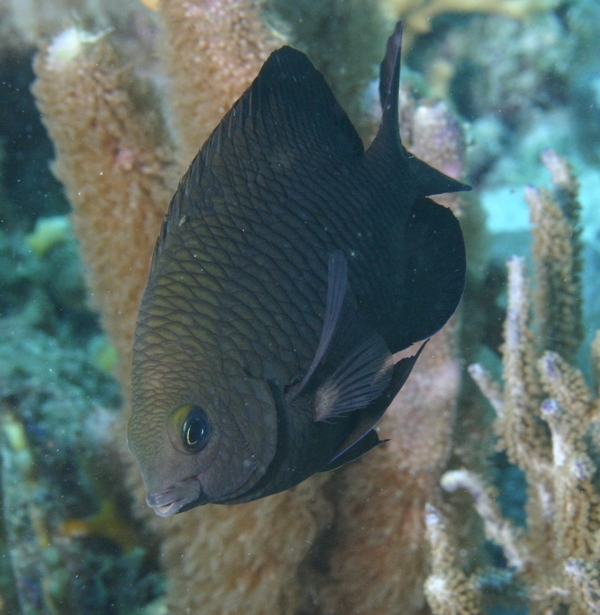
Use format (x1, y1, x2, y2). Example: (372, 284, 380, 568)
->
(321, 342, 426, 470)
(314, 328, 393, 421)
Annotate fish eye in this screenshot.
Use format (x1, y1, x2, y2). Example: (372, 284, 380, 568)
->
(167, 404, 211, 455)
(181, 406, 211, 453)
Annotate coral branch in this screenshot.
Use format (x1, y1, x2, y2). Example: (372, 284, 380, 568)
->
(424, 503, 482, 615)
(468, 363, 504, 417)
(499, 256, 550, 474)
(526, 151, 583, 362)
(32, 29, 175, 391)
(539, 352, 594, 429)
(159, 0, 280, 166)
(565, 559, 600, 615)
(441, 470, 527, 571)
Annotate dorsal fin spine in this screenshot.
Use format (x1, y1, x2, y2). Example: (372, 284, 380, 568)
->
(367, 21, 472, 198)
(377, 21, 403, 143)
(366, 22, 408, 169)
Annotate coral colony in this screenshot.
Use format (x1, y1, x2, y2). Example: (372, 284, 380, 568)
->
(0, 0, 598, 613)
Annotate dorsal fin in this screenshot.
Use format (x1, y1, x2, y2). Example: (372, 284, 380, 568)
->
(408, 157, 471, 197)
(207, 46, 364, 166)
(369, 21, 470, 197)
(378, 20, 403, 142)
(168, 44, 365, 222)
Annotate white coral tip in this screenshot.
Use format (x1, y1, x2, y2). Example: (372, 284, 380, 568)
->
(46, 28, 109, 71)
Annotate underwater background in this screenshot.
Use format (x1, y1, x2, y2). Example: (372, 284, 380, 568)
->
(0, 0, 599, 613)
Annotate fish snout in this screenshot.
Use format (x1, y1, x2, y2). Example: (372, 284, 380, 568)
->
(146, 477, 205, 516)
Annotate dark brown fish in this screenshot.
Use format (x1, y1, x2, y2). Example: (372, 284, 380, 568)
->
(128, 22, 468, 516)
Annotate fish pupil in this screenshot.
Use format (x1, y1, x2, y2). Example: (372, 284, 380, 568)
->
(182, 406, 210, 452)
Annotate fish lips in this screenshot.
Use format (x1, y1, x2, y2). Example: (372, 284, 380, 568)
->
(146, 477, 207, 516)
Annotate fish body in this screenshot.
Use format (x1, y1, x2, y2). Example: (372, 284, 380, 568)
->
(129, 23, 468, 515)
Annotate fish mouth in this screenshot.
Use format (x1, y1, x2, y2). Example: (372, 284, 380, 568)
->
(146, 477, 206, 517)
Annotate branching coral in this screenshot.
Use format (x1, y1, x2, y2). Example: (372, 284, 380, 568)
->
(424, 503, 482, 615)
(527, 150, 583, 362)
(380, 0, 561, 38)
(425, 152, 600, 614)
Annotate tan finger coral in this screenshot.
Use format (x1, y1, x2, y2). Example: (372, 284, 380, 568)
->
(424, 502, 482, 615)
(159, 0, 281, 166)
(32, 27, 176, 394)
(526, 150, 583, 363)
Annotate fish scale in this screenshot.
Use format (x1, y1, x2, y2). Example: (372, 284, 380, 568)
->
(129, 22, 468, 513)
(157, 232, 322, 380)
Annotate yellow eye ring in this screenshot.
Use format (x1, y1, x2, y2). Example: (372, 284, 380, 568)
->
(167, 405, 211, 454)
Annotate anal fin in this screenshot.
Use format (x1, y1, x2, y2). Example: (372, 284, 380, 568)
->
(391, 198, 466, 350)
(319, 429, 385, 472)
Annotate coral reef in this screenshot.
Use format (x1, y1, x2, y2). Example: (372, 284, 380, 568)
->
(1, 0, 596, 613)
(425, 153, 600, 614)
(0, 316, 159, 615)
(381, 0, 560, 38)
